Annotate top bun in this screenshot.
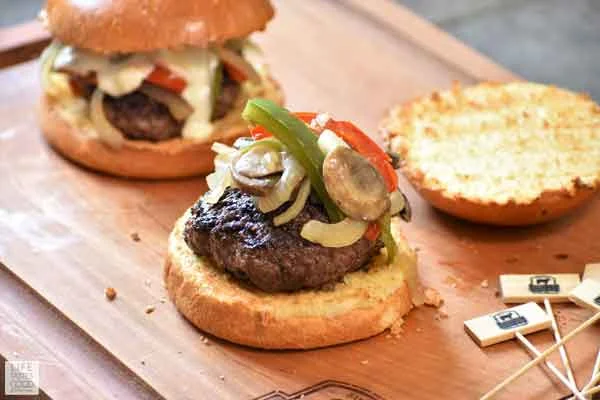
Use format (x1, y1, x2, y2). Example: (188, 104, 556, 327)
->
(44, 0, 275, 53)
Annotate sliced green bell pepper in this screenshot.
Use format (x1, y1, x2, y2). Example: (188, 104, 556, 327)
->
(379, 213, 397, 263)
(242, 99, 344, 222)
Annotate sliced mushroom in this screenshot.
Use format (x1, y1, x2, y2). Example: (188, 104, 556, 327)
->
(231, 167, 279, 196)
(230, 151, 280, 196)
(233, 145, 284, 178)
(323, 147, 390, 221)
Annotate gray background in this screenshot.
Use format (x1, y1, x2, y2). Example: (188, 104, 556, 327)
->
(2, 0, 598, 100)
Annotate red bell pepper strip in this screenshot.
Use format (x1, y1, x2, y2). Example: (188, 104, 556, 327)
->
(223, 62, 249, 83)
(364, 223, 381, 241)
(293, 112, 318, 123)
(145, 65, 187, 94)
(250, 125, 271, 140)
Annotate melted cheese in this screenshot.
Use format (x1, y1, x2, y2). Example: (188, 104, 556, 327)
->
(157, 49, 219, 139)
(51, 44, 219, 139)
(45, 40, 271, 143)
(54, 47, 154, 97)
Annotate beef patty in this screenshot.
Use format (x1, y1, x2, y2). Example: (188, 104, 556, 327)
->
(103, 91, 182, 142)
(70, 70, 241, 142)
(184, 188, 383, 292)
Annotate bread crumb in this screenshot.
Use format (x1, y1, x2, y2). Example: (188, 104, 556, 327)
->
(219, 375, 225, 381)
(389, 317, 405, 337)
(424, 288, 444, 308)
(144, 279, 152, 287)
(130, 232, 141, 242)
(416, 328, 423, 333)
(145, 306, 155, 314)
(360, 360, 369, 365)
(480, 280, 489, 288)
(140, 360, 145, 366)
(105, 287, 117, 301)
(201, 336, 210, 345)
(160, 298, 167, 304)
(435, 309, 449, 321)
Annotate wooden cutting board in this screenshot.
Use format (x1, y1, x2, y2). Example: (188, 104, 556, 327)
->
(0, 1, 599, 399)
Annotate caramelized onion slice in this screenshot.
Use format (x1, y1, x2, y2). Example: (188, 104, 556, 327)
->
(317, 129, 349, 155)
(301, 218, 368, 248)
(204, 167, 233, 204)
(256, 154, 306, 213)
(89, 89, 124, 148)
(273, 179, 311, 226)
(139, 84, 193, 121)
(216, 47, 260, 83)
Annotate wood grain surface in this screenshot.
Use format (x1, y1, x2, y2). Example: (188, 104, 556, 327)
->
(0, 20, 50, 68)
(0, 1, 598, 399)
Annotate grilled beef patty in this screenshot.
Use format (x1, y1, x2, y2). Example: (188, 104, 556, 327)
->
(184, 188, 383, 292)
(70, 70, 241, 142)
(103, 91, 182, 142)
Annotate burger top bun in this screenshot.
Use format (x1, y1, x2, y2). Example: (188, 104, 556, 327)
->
(382, 82, 600, 226)
(44, 0, 275, 53)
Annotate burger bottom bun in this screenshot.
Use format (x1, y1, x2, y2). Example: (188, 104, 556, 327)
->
(416, 184, 597, 226)
(40, 77, 283, 179)
(164, 213, 418, 350)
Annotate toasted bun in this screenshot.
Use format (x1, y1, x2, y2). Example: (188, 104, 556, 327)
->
(164, 214, 418, 349)
(44, 0, 275, 53)
(40, 77, 283, 179)
(382, 82, 600, 226)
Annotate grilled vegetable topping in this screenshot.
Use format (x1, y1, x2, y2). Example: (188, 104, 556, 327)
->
(242, 99, 343, 222)
(323, 147, 390, 222)
(233, 144, 283, 178)
(300, 218, 368, 248)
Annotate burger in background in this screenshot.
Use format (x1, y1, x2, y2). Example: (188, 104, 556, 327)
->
(38, 0, 283, 179)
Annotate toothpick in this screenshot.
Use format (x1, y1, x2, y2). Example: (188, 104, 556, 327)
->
(544, 299, 578, 389)
(481, 311, 600, 400)
(572, 349, 600, 400)
(582, 385, 600, 398)
(515, 332, 585, 400)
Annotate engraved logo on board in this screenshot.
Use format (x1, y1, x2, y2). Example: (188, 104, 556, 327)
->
(595, 295, 600, 306)
(528, 275, 560, 294)
(254, 380, 384, 400)
(493, 310, 528, 330)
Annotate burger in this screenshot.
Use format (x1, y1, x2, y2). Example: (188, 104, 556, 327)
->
(38, 0, 283, 179)
(164, 98, 421, 349)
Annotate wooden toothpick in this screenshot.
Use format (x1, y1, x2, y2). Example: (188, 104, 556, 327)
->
(544, 299, 578, 389)
(571, 349, 600, 400)
(515, 332, 585, 400)
(481, 311, 600, 400)
(581, 385, 600, 398)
